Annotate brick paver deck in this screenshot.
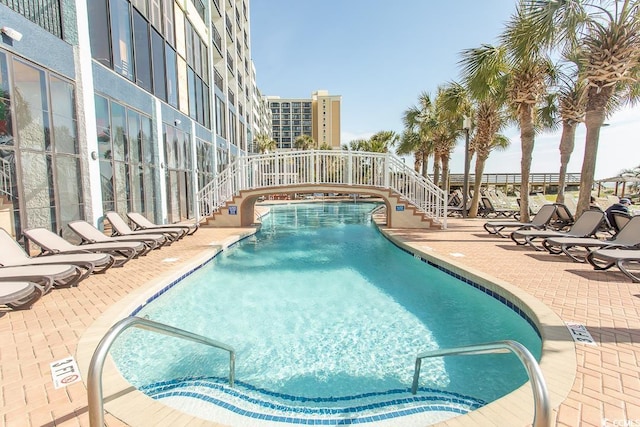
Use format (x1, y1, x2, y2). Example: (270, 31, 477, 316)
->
(1, 216, 639, 426)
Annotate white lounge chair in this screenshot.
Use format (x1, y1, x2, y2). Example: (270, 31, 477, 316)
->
(510, 210, 606, 251)
(127, 212, 198, 236)
(106, 212, 184, 242)
(586, 248, 640, 283)
(68, 220, 167, 250)
(0, 228, 115, 279)
(0, 264, 83, 289)
(23, 228, 145, 267)
(0, 281, 45, 310)
(542, 215, 640, 262)
(484, 204, 557, 238)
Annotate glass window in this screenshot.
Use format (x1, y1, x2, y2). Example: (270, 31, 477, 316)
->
(0, 53, 13, 147)
(151, 29, 167, 101)
(177, 56, 189, 114)
(174, 5, 186, 58)
(109, 0, 134, 80)
(21, 152, 55, 228)
(132, 9, 152, 92)
(195, 76, 203, 124)
(215, 96, 226, 138)
(165, 46, 178, 108)
(111, 102, 127, 161)
(131, 0, 149, 15)
(187, 68, 196, 120)
(185, 20, 194, 68)
(193, 31, 201, 76)
(95, 95, 111, 159)
(128, 110, 141, 164)
(203, 83, 210, 129)
(200, 41, 208, 82)
(229, 110, 236, 145)
(56, 155, 83, 209)
(150, 0, 162, 31)
(88, 0, 112, 68)
(163, 0, 175, 46)
(12, 60, 49, 152)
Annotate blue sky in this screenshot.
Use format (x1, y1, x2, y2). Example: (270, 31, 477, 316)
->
(249, 0, 639, 179)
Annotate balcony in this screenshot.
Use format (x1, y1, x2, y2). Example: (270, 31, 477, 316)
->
(193, 0, 205, 21)
(1, 0, 63, 38)
(212, 26, 222, 54)
(214, 68, 223, 91)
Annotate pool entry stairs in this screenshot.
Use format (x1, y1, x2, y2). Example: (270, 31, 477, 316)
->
(196, 150, 448, 229)
(87, 317, 549, 426)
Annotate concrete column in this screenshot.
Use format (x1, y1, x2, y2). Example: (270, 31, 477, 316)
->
(73, 0, 103, 227)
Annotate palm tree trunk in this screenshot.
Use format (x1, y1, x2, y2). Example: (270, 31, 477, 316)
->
(468, 156, 487, 217)
(421, 153, 429, 178)
(519, 104, 535, 223)
(433, 157, 441, 188)
(440, 154, 450, 191)
(577, 87, 610, 215)
(556, 122, 577, 204)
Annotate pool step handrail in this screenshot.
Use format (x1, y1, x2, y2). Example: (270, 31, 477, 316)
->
(87, 316, 235, 427)
(411, 340, 550, 427)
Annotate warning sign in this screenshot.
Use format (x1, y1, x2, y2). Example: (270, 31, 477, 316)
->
(50, 357, 82, 389)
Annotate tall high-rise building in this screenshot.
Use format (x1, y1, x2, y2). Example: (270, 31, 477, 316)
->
(0, 0, 271, 239)
(267, 90, 341, 150)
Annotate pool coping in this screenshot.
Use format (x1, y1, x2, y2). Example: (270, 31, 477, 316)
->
(378, 225, 577, 426)
(76, 222, 577, 427)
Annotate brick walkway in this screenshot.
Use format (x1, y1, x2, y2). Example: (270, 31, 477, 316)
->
(1, 217, 639, 426)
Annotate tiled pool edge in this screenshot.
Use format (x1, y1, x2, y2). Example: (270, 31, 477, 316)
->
(376, 224, 578, 427)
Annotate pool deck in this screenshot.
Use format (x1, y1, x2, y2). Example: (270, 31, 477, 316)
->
(1, 216, 639, 426)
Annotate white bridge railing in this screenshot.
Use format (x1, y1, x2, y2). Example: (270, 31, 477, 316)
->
(196, 150, 447, 226)
(0, 157, 13, 200)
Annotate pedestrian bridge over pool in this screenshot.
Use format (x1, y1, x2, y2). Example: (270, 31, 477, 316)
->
(196, 150, 448, 229)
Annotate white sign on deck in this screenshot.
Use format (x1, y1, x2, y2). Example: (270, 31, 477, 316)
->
(50, 357, 82, 389)
(566, 322, 597, 346)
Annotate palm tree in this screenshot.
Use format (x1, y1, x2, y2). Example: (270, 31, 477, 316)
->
(551, 61, 588, 204)
(396, 129, 432, 176)
(621, 164, 640, 194)
(401, 92, 439, 181)
(343, 139, 368, 151)
(469, 103, 511, 216)
(367, 130, 398, 153)
(294, 134, 315, 150)
(254, 132, 276, 154)
(499, 4, 556, 222)
(457, 49, 513, 217)
(524, 0, 640, 215)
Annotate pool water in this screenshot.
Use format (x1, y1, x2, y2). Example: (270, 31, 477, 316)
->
(112, 202, 541, 425)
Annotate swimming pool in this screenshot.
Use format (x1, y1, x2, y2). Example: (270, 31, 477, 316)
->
(111, 202, 542, 426)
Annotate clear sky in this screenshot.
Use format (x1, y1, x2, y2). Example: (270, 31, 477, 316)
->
(249, 0, 639, 180)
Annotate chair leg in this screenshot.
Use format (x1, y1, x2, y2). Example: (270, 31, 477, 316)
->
(617, 260, 640, 283)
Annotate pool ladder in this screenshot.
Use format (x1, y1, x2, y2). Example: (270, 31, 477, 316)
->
(411, 340, 550, 427)
(87, 316, 235, 427)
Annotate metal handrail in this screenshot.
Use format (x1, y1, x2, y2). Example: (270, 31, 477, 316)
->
(87, 316, 235, 427)
(411, 340, 550, 427)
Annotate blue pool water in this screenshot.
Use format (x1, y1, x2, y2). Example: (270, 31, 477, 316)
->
(112, 202, 542, 425)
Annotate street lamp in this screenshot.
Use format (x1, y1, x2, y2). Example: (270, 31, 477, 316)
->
(462, 117, 472, 218)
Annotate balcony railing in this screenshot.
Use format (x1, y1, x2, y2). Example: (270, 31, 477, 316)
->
(1, 0, 63, 39)
(193, 0, 205, 21)
(214, 68, 223, 91)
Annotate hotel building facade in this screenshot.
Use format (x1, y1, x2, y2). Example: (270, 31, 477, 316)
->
(267, 90, 341, 150)
(0, 0, 271, 241)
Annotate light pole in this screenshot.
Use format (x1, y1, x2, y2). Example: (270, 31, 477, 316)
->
(462, 117, 471, 218)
